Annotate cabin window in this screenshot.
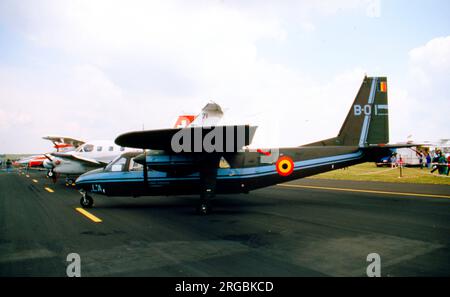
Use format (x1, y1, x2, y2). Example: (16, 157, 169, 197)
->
(83, 144, 94, 152)
(97, 146, 103, 152)
(109, 146, 114, 152)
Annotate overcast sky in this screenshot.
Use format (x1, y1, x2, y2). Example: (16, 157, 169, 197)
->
(0, 0, 449, 153)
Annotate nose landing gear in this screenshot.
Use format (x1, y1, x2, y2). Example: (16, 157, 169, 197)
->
(79, 190, 94, 208)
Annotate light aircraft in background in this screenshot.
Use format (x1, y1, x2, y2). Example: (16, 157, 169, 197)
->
(15, 136, 85, 169)
(46, 102, 224, 186)
(76, 76, 415, 214)
(45, 140, 138, 186)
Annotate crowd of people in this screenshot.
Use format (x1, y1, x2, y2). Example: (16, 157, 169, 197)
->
(418, 150, 449, 175)
(389, 149, 449, 175)
(0, 159, 13, 172)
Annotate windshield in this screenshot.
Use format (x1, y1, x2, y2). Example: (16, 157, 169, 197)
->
(105, 155, 127, 172)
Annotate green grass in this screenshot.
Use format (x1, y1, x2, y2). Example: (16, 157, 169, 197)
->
(309, 163, 450, 185)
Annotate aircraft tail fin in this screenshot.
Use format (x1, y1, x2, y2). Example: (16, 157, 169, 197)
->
(305, 76, 389, 147)
(174, 115, 196, 128)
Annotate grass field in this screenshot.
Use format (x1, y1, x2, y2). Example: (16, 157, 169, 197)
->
(310, 162, 450, 185)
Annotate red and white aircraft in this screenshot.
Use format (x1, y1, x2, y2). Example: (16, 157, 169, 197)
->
(15, 136, 85, 169)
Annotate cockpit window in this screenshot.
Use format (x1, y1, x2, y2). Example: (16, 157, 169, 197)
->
(109, 146, 114, 152)
(120, 147, 125, 151)
(129, 159, 143, 171)
(97, 146, 103, 152)
(105, 156, 127, 172)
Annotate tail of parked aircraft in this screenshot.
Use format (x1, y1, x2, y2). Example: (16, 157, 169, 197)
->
(306, 76, 389, 147)
(174, 115, 196, 128)
(174, 101, 224, 128)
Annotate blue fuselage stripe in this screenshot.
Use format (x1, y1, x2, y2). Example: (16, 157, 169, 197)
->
(76, 150, 364, 185)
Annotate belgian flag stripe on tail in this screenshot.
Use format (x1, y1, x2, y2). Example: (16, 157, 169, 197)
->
(379, 81, 387, 92)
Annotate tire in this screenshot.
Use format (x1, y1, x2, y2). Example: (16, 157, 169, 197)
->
(80, 195, 94, 208)
(196, 203, 212, 215)
(47, 171, 54, 178)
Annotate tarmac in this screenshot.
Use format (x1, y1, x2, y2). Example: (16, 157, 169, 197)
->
(1, 168, 449, 276)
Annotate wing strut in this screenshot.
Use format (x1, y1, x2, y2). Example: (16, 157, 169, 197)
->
(197, 155, 220, 215)
(143, 150, 149, 189)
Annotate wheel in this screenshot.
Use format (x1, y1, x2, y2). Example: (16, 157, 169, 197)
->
(47, 170, 54, 178)
(80, 195, 94, 208)
(196, 202, 212, 215)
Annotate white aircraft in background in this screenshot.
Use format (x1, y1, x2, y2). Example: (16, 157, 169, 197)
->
(15, 136, 84, 169)
(45, 140, 139, 186)
(44, 102, 224, 186)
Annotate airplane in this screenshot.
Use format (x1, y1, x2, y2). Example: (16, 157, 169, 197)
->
(46, 103, 224, 186)
(76, 76, 412, 214)
(45, 140, 138, 186)
(15, 136, 85, 169)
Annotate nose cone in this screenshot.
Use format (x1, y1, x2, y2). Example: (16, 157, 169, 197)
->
(75, 168, 104, 189)
(42, 159, 53, 169)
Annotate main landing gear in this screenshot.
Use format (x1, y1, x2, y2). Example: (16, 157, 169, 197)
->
(196, 158, 218, 215)
(196, 197, 213, 215)
(80, 190, 94, 208)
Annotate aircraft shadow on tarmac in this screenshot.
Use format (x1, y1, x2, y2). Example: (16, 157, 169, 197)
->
(94, 195, 278, 215)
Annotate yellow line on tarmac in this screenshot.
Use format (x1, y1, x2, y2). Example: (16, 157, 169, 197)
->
(32, 179, 38, 183)
(277, 184, 450, 200)
(75, 208, 102, 223)
(26, 174, 30, 178)
(44, 187, 54, 193)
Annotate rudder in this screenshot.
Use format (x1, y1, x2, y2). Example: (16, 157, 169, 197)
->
(304, 76, 389, 147)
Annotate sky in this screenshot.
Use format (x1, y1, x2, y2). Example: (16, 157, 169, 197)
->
(0, 0, 449, 153)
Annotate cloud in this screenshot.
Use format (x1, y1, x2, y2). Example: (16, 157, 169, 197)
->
(0, 0, 446, 153)
(389, 36, 450, 143)
(408, 36, 450, 88)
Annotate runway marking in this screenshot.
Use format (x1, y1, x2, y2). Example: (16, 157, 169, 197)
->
(75, 208, 102, 223)
(32, 179, 38, 183)
(26, 174, 30, 178)
(277, 184, 450, 200)
(44, 187, 54, 193)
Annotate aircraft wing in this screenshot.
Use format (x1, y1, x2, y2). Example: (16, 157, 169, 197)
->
(51, 152, 108, 167)
(43, 136, 85, 148)
(115, 125, 257, 152)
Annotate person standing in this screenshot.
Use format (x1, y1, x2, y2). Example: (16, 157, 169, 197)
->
(6, 159, 12, 173)
(418, 151, 423, 169)
(390, 154, 397, 168)
(426, 153, 431, 169)
(438, 153, 448, 175)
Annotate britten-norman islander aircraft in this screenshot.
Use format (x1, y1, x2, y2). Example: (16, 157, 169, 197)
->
(76, 76, 413, 214)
